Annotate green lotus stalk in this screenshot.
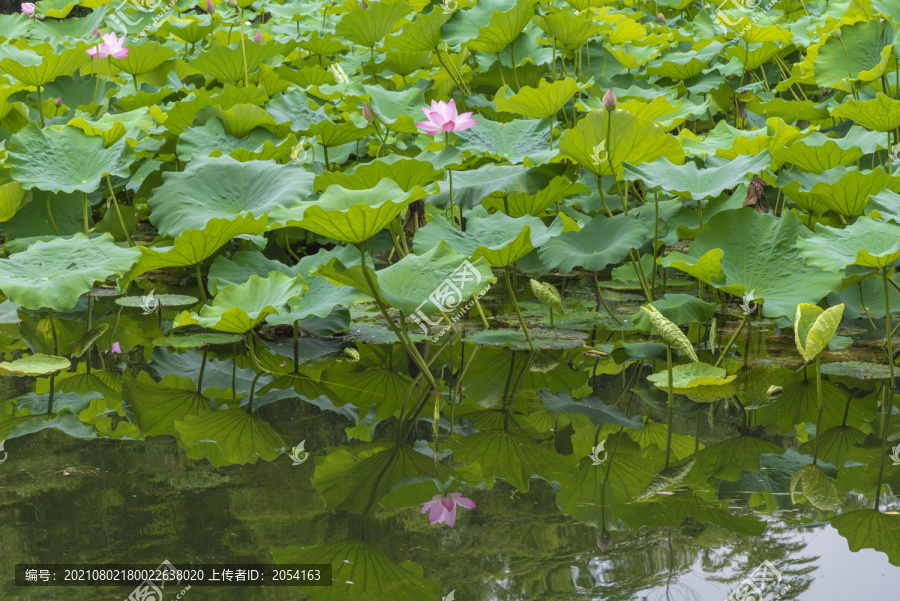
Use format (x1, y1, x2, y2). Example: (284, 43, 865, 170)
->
(592, 271, 621, 324)
(105, 174, 133, 247)
(47, 307, 58, 356)
(876, 266, 896, 509)
(239, 7, 250, 87)
(195, 264, 207, 303)
(505, 264, 534, 350)
(81, 192, 90, 235)
(197, 346, 207, 396)
(664, 342, 674, 469)
(46, 192, 59, 236)
(834, 30, 859, 101)
(715, 312, 751, 368)
(36, 85, 44, 128)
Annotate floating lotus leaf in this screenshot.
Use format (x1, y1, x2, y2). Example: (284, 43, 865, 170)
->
(0, 233, 139, 312)
(7, 123, 133, 194)
(660, 208, 843, 318)
(0, 353, 70, 376)
(271, 179, 426, 245)
(538, 214, 647, 272)
(175, 408, 286, 467)
(819, 361, 893, 381)
(623, 152, 770, 200)
(558, 109, 683, 177)
(832, 510, 900, 566)
(148, 155, 315, 235)
(794, 303, 844, 363)
(647, 362, 734, 390)
(115, 294, 198, 308)
(777, 166, 900, 217)
(160, 333, 243, 349)
(174, 272, 307, 333)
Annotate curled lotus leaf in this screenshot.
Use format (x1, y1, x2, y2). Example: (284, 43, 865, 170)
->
(530, 279, 563, 314)
(794, 303, 844, 363)
(639, 305, 698, 362)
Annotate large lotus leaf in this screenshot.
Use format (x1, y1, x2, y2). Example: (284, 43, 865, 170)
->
(455, 118, 553, 164)
(334, 0, 410, 47)
(175, 408, 285, 467)
(756, 378, 870, 433)
(770, 129, 878, 173)
(532, 11, 603, 49)
(493, 78, 583, 119)
(798, 218, 900, 271)
(307, 120, 372, 148)
(0, 178, 28, 222)
(123, 371, 210, 437)
(777, 166, 900, 217)
(466, 0, 536, 54)
(148, 156, 314, 236)
(414, 209, 564, 267)
(0, 233, 138, 312)
(111, 41, 176, 77)
(680, 117, 803, 161)
(158, 16, 216, 44)
(7, 123, 133, 194)
(482, 176, 589, 217)
(558, 109, 683, 177)
(272, 540, 438, 600)
(120, 216, 268, 289)
(691, 435, 786, 482)
(790, 463, 839, 510)
(832, 93, 900, 132)
(271, 180, 426, 245)
(385, 6, 451, 52)
(538, 214, 646, 272)
(540, 390, 643, 428)
(316, 240, 494, 316)
(176, 118, 283, 162)
(318, 363, 414, 421)
(623, 152, 770, 200)
(347, 84, 425, 133)
(208, 250, 303, 294)
(0, 45, 90, 87)
(426, 163, 562, 211)
(644, 43, 723, 80)
(832, 509, 900, 566)
(313, 441, 437, 514)
(447, 427, 568, 492)
(660, 208, 843, 318)
(190, 42, 287, 84)
(812, 21, 894, 89)
(828, 274, 900, 319)
(794, 303, 844, 363)
(647, 362, 734, 390)
(314, 157, 442, 192)
(0, 354, 70, 376)
(265, 90, 328, 134)
(629, 294, 716, 333)
(798, 425, 866, 468)
(620, 488, 765, 536)
(174, 272, 307, 333)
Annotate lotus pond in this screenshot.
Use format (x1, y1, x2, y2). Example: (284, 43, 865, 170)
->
(3, 0, 900, 599)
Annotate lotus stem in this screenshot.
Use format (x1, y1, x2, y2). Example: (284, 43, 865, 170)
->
(239, 8, 250, 87)
(48, 375, 55, 414)
(247, 371, 263, 411)
(876, 266, 896, 509)
(594, 174, 614, 219)
(496, 53, 506, 87)
(593, 270, 621, 324)
(504, 264, 534, 350)
(436, 46, 464, 93)
(293, 319, 300, 373)
(813, 355, 823, 466)
(715, 312, 750, 368)
(81, 192, 90, 235)
(91, 56, 101, 113)
(651, 189, 659, 293)
(370, 46, 376, 85)
(549, 307, 554, 328)
(628, 251, 652, 302)
(551, 38, 556, 81)
(195, 263, 207, 304)
(509, 41, 520, 91)
(106, 174, 134, 246)
(85, 294, 92, 374)
(664, 343, 673, 470)
(473, 295, 490, 329)
(323, 145, 329, 170)
(197, 346, 207, 396)
(36, 85, 44, 127)
(46, 192, 59, 236)
(837, 37, 859, 101)
(48, 307, 58, 356)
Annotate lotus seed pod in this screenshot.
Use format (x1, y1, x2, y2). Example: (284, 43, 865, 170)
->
(640, 304, 698, 362)
(601, 88, 617, 111)
(656, 13, 664, 22)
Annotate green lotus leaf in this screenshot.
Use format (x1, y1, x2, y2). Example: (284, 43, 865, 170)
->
(334, 0, 410, 48)
(493, 78, 583, 119)
(455, 118, 554, 164)
(794, 303, 844, 363)
(691, 435, 786, 481)
(308, 120, 372, 148)
(158, 16, 216, 45)
(265, 90, 328, 134)
(174, 272, 307, 333)
(0, 177, 28, 222)
(271, 179, 426, 245)
(482, 176, 589, 217)
(0, 353, 70, 376)
(190, 42, 287, 84)
(0, 45, 90, 87)
(867, 190, 900, 223)
(348, 84, 426, 133)
(777, 166, 900, 217)
(790, 464, 839, 510)
(159, 333, 243, 349)
(0, 233, 138, 312)
(465, 0, 536, 54)
(175, 408, 286, 467)
(630, 294, 716, 334)
(770, 128, 879, 173)
(123, 371, 211, 437)
(541, 390, 643, 428)
(538, 213, 646, 272)
(67, 107, 156, 147)
(116, 294, 197, 308)
(647, 362, 734, 391)
(34, 0, 77, 18)
(530, 279, 563, 313)
(623, 152, 770, 200)
(533, 11, 603, 49)
(120, 216, 267, 289)
(832, 510, 900, 566)
(798, 218, 900, 271)
(660, 208, 843, 318)
(640, 305, 699, 362)
(558, 109, 683, 177)
(819, 361, 893, 381)
(175, 118, 282, 163)
(111, 41, 176, 78)
(386, 6, 451, 52)
(812, 20, 894, 90)
(314, 156, 442, 192)
(832, 92, 900, 132)
(272, 540, 439, 600)
(316, 240, 494, 317)
(620, 488, 765, 536)
(71, 324, 109, 358)
(798, 425, 866, 468)
(755, 378, 868, 433)
(426, 163, 561, 211)
(726, 41, 782, 71)
(828, 274, 900, 319)
(644, 43, 724, 80)
(7, 123, 133, 194)
(147, 156, 315, 236)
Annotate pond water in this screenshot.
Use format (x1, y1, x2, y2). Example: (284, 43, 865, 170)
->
(1, 282, 899, 601)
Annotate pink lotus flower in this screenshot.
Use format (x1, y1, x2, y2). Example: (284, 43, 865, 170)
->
(415, 99, 477, 136)
(104, 342, 122, 355)
(92, 25, 100, 36)
(86, 32, 129, 60)
(420, 493, 475, 527)
(21, 2, 35, 18)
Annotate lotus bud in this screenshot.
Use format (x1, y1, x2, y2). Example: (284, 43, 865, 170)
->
(832, 28, 841, 39)
(92, 25, 101, 36)
(254, 31, 263, 43)
(55, 97, 62, 108)
(360, 0, 367, 7)
(601, 88, 617, 111)
(597, 530, 612, 552)
(656, 13, 664, 22)
(362, 102, 376, 122)
(206, 0, 214, 13)
(766, 385, 783, 400)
